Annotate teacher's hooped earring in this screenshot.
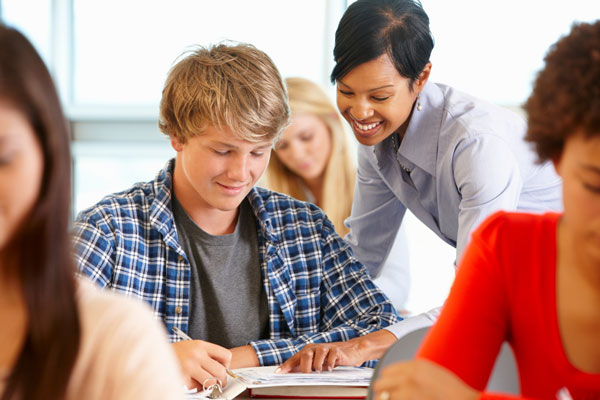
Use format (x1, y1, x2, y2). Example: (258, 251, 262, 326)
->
(416, 94, 422, 111)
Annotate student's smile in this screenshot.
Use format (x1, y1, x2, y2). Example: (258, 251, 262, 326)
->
(216, 181, 248, 195)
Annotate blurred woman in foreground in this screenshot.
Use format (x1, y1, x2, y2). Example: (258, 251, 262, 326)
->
(0, 25, 184, 400)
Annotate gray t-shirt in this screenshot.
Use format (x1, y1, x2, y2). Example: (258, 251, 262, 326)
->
(172, 196, 269, 348)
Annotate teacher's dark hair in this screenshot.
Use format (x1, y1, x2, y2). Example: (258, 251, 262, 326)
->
(331, 0, 434, 91)
(0, 25, 81, 400)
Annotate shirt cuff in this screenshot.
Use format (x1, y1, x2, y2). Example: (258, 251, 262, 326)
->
(383, 307, 441, 339)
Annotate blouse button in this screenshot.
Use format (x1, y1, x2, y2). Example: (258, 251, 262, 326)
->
(175, 306, 183, 314)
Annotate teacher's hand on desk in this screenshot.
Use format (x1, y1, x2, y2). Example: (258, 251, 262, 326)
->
(171, 340, 232, 390)
(373, 359, 479, 400)
(278, 330, 397, 373)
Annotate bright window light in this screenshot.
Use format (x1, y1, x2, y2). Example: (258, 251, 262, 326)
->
(72, 0, 329, 107)
(348, 0, 599, 105)
(1, 0, 51, 64)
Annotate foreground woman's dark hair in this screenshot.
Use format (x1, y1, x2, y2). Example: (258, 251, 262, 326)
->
(0, 25, 80, 400)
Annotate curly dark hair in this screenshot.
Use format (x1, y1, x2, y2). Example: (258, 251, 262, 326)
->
(525, 20, 600, 163)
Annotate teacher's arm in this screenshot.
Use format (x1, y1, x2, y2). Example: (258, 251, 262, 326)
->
(345, 144, 407, 278)
(452, 135, 523, 264)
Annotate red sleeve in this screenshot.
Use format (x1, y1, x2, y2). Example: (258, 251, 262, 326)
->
(416, 211, 511, 391)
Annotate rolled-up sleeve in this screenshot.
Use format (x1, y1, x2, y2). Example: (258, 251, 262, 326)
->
(250, 216, 400, 367)
(72, 211, 116, 288)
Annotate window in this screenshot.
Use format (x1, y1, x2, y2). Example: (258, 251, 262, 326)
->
(71, 0, 336, 111)
(2, 0, 346, 213)
(348, 0, 599, 105)
(1, 0, 51, 63)
(67, 0, 344, 212)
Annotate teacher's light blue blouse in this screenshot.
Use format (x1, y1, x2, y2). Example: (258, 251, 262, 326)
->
(345, 82, 563, 280)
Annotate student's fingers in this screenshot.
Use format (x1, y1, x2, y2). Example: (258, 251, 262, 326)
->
(379, 363, 408, 379)
(373, 362, 411, 392)
(172, 341, 202, 388)
(172, 340, 230, 389)
(373, 367, 408, 400)
(379, 360, 480, 400)
(193, 354, 228, 387)
(183, 373, 199, 390)
(201, 340, 233, 368)
(372, 366, 408, 400)
(188, 367, 224, 392)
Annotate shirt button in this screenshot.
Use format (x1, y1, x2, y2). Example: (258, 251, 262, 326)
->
(175, 306, 183, 314)
(178, 255, 184, 262)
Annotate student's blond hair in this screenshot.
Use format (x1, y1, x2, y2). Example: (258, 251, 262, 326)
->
(263, 77, 356, 236)
(159, 42, 290, 143)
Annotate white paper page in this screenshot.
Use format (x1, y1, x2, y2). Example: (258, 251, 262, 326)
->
(232, 366, 374, 388)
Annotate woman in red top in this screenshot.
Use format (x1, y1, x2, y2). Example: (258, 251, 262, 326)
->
(372, 21, 600, 400)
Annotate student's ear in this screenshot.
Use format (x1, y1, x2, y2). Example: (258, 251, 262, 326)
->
(170, 136, 184, 152)
(415, 62, 432, 93)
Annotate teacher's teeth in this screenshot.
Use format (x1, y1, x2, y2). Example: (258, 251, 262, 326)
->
(356, 121, 381, 130)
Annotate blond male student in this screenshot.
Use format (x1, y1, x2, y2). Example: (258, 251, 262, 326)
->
(73, 42, 399, 390)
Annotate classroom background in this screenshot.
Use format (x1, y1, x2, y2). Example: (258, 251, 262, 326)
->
(2, 0, 597, 315)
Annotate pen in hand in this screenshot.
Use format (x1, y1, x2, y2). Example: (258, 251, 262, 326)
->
(172, 326, 239, 379)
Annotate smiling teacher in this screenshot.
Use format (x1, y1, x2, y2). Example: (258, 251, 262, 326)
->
(279, 0, 564, 371)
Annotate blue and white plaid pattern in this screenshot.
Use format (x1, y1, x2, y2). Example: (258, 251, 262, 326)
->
(73, 159, 400, 366)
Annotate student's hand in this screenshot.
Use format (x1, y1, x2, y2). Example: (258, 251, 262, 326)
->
(277, 330, 397, 373)
(171, 340, 232, 390)
(373, 359, 480, 400)
(230, 345, 260, 368)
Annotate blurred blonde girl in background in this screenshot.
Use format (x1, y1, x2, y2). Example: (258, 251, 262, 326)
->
(264, 77, 355, 236)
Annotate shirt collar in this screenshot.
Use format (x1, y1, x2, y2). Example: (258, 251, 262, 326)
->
(145, 158, 188, 255)
(380, 81, 444, 177)
(247, 187, 278, 243)
(150, 159, 278, 245)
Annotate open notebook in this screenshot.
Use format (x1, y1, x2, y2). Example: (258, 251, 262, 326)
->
(221, 366, 373, 399)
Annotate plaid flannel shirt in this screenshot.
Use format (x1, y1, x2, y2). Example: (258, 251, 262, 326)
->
(73, 159, 400, 366)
